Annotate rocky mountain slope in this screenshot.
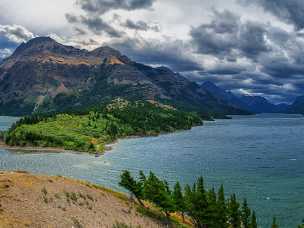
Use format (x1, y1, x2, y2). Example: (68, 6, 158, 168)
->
(0, 37, 245, 117)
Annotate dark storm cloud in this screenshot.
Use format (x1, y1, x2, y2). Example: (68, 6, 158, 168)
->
(80, 16, 124, 37)
(76, 0, 155, 15)
(190, 10, 269, 60)
(121, 19, 159, 31)
(262, 59, 304, 79)
(108, 38, 203, 72)
(66, 0, 157, 38)
(239, 21, 269, 59)
(65, 13, 124, 38)
(186, 9, 304, 103)
(190, 10, 239, 58)
(65, 13, 80, 24)
(239, 0, 304, 30)
(75, 38, 99, 47)
(74, 27, 87, 35)
(206, 64, 247, 75)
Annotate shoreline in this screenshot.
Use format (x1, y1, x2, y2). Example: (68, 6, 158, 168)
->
(0, 123, 204, 155)
(0, 140, 115, 155)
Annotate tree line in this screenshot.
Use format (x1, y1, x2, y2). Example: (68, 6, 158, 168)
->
(119, 170, 262, 228)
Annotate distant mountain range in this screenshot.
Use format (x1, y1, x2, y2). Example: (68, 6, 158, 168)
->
(0, 37, 247, 117)
(288, 96, 304, 114)
(0, 36, 303, 117)
(200, 81, 297, 114)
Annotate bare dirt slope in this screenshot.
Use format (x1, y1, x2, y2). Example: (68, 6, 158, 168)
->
(0, 171, 166, 228)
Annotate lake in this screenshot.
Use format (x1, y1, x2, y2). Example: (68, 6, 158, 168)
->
(0, 114, 303, 227)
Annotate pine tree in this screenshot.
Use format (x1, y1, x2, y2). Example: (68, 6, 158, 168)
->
(250, 211, 258, 228)
(228, 194, 241, 228)
(205, 188, 220, 227)
(172, 182, 186, 221)
(139, 170, 146, 184)
(197, 176, 205, 194)
(217, 184, 228, 228)
(119, 170, 144, 206)
(184, 177, 209, 227)
(272, 217, 279, 228)
(241, 199, 251, 228)
(195, 176, 209, 227)
(143, 172, 174, 217)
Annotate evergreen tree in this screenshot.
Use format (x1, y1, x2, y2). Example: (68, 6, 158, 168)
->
(143, 172, 174, 217)
(241, 199, 251, 228)
(250, 211, 258, 228)
(119, 170, 144, 206)
(172, 182, 186, 221)
(205, 188, 220, 227)
(184, 177, 209, 227)
(197, 176, 205, 194)
(217, 184, 228, 228)
(272, 217, 279, 228)
(228, 194, 241, 228)
(139, 170, 146, 184)
(119, 170, 259, 228)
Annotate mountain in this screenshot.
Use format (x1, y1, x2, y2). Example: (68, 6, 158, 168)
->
(288, 96, 304, 114)
(238, 96, 288, 113)
(200, 81, 289, 114)
(0, 37, 246, 117)
(200, 81, 249, 111)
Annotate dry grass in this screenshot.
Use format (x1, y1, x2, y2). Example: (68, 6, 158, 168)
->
(0, 171, 171, 228)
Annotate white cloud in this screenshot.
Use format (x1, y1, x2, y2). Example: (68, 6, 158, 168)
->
(0, 24, 34, 43)
(0, 48, 13, 59)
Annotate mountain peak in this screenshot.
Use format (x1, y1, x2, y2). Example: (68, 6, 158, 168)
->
(27, 36, 56, 44)
(90, 46, 131, 64)
(91, 46, 122, 58)
(13, 36, 59, 55)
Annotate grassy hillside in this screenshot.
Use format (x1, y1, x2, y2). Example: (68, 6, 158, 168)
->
(0, 171, 187, 228)
(3, 99, 202, 153)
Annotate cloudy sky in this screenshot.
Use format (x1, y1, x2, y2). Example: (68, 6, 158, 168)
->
(1, 0, 304, 103)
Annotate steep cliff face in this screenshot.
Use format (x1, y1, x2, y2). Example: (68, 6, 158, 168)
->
(0, 37, 244, 116)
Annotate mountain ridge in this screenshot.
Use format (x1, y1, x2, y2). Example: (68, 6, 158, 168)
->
(0, 37, 247, 117)
(200, 81, 290, 114)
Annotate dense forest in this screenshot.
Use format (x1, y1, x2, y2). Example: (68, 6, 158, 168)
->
(2, 99, 202, 153)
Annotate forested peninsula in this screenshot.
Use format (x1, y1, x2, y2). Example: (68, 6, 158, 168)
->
(1, 99, 202, 153)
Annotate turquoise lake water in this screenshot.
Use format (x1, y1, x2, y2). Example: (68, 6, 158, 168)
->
(0, 114, 303, 227)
